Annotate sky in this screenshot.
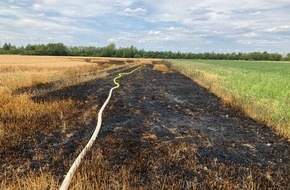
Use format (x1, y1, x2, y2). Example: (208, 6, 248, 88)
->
(0, 0, 290, 53)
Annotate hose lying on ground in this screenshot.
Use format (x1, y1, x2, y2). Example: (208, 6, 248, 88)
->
(60, 65, 144, 190)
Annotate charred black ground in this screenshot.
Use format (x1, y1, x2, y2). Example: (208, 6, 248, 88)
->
(1, 64, 289, 189)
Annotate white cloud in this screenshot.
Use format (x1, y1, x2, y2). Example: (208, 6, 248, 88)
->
(265, 25, 290, 33)
(108, 38, 117, 43)
(237, 39, 279, 46)
(137, 39, 147, 44)
(32, 3, 43, 11)
(148, 30, 161, 35)
(243, 32, 258, 37)
(124, 7, 147, 16)
(31, 0, 135, 17)
(252, 11, 262, 15)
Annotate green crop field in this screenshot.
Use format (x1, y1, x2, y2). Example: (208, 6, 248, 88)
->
(168, 59, 290, 138)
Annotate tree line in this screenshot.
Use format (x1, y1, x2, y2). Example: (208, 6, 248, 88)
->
(1, 42, 290, 61)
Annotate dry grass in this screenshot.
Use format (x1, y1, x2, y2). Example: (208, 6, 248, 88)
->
(1, 172, 58, 190)
(141, 133, 158, 140)
(138, 60, 153, 65)
(0, 56, 105, 151)
(153, 64, 170, 72)
(68, 141, 288, 190)
(0, 89, 75, 151)
(0, 122, 4, 139)
(2, 141, 284, 190)
(0, 55, 139, 148)
(0, 55, 102, 90)
(0, 56, 145, 151)
(0, 55, 160, 90)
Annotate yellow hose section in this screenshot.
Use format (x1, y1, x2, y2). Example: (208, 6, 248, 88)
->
(113, 65, 144, 88)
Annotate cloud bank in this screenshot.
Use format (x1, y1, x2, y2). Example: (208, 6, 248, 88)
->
(0, 0, 289, 53)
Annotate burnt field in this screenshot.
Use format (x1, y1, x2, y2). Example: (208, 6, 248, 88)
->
(0, 59, 289, 189)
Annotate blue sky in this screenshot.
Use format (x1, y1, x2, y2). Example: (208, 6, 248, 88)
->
(1, 0, 290, 53)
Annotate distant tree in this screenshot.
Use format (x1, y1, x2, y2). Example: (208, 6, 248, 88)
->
(262, 51, 270, 60)
(80, 46, 99, 56)
(176, 51, 182, 59)
(107, 43, 116, 57)
(122, 47, 132, 58)
(285, 53, 290, 61)
(68, 46, 80, 56)
(130, 45, 138, 58)
(134, 54, 141, 58)
(99, 43, 116, 57)
(3, 43, 11, 51)
(45, 43, 69, 56)
(269, 53, 282, 61)
(0, 49, 5, 54)
(9, 45, 21, 54)
(34, 44, 47, 55)
(138, 49, 145, 58)
(0, 42, 286, 61)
